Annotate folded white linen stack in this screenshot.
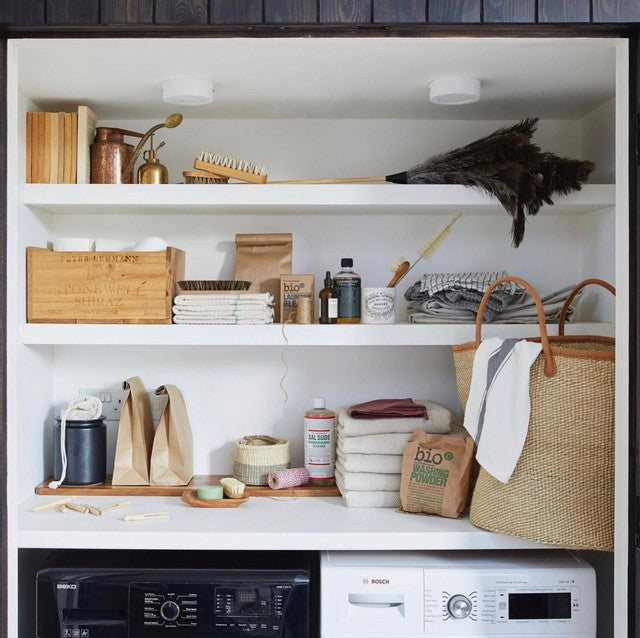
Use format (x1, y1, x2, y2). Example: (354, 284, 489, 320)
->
(173, 293, 275, 324)
(335, 400, 452, 508)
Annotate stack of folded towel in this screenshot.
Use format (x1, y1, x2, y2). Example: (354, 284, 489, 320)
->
(173, 293, 275, 324)
(405, 272, 582, 324)
(335, 398, 453, 508)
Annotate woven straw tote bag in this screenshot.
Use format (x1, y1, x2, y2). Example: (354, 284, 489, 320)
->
(452, 277, 615, 551)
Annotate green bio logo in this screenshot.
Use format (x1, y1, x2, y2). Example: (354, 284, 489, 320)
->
(444, 452, 454, 461)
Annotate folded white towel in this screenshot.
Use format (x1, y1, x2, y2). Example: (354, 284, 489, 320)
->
(464, 337, 542, 483)
(173, 316, 273, 325)
(336, 449, 403, 474)
(338, 432, 414, 455)
(337, 400, 452, 438)
(174, 306, 273, 319)
(174, 293, 274, 306)
(335, 466, 400, 508)
(335, 458, 400, 491)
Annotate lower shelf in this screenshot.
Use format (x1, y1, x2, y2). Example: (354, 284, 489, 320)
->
(19, 494, 548, 551)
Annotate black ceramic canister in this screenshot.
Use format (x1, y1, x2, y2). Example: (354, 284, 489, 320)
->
(53, 416, 107, 485)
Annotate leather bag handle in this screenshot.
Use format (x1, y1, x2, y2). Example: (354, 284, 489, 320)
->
(474, 276, 556, 377)
(557, 278, 616, 335)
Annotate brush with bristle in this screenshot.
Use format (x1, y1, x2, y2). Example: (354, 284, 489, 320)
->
(393, 212, 462, 288)
(194, 151, 268, 184)
(183, 170, 229, 184)
(220, 477, 246, 499)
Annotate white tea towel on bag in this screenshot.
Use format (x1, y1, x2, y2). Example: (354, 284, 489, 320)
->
(464, 337, 542, 483)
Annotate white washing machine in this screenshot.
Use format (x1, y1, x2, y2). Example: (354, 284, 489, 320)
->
(321, 550, 596, 638)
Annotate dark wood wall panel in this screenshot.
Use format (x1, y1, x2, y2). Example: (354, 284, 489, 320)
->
(155, 0, 208, 23)
(0, 0, 44, 25)
(264, 0, 317, 22)
(101, 0, 153, 23)
(538, 0, 589, 22)
(373, 0, 426, 23)
(429, 0, 480, 22)
(593, 0, 640, 22)
(483, 0, 535, 22)
(210, 0, 262, 23)
(320, 0, 371, 22)
(46, 0, 99, 24)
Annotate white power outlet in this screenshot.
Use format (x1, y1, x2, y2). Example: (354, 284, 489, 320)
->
(79, 387, 126, 421)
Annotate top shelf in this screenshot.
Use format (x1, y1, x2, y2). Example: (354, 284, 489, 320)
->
(22, 184, 615, 216)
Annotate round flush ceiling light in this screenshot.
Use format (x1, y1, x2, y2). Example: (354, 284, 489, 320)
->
(428, 76, 481, 105)
(162, 78, 214, 105)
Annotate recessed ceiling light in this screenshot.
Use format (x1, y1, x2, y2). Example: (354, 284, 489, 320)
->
(162, 78, 214, 105)
(429, 77, 481, 105)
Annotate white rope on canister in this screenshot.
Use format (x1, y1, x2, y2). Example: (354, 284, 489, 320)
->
(48, 396, 103, 490)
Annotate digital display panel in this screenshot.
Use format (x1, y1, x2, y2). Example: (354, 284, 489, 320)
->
(508, 593, 571, 619)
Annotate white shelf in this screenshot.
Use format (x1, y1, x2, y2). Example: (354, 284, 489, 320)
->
(18, 495, 547, 551)
(22, 183, 615, 216)
(21, 322, 614, 347)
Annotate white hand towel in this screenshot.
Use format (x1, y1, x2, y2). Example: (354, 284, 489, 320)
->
(174, 293, 274, 306)
(464, 337, 542, 483)
(337, 400, 452, 438)
(335, 458, 400, 491)
(335, 466, 400, 508)
(338, 432, 413, 455)
(335, 449, 403, 474)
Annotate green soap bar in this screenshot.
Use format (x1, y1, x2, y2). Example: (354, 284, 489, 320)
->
(197, 486, 224, 500)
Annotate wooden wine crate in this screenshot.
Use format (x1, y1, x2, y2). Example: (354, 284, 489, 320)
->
(27, 246, 185, 323)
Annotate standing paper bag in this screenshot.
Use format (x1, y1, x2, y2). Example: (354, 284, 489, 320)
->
(150, 385, 194, 485)
(112, 376, 154, 485)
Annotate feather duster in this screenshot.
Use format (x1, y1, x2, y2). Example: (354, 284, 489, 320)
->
(403, 117, 594, 247)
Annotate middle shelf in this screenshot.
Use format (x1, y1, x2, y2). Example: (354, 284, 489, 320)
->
(21, 322, 614, 347)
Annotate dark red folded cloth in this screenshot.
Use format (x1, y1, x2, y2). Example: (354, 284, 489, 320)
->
(347, 398, 428, 420)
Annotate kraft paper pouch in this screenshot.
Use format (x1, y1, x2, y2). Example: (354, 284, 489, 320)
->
(112, 376, 155, 485)
(235, 233, 292, 322)
(150, 385, 194, 485)
(399, 430, 475, 519)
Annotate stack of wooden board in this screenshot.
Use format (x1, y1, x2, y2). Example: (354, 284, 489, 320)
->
(26, 105, 98, 184)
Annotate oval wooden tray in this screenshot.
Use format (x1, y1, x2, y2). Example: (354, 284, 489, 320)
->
(181, 489, 248, 508)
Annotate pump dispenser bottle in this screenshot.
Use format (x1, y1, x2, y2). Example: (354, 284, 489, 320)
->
(304, 398, 335, 486)
(333, 258, 361, 323)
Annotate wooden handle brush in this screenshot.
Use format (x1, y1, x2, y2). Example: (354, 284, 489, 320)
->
(393, 212, 462, 288)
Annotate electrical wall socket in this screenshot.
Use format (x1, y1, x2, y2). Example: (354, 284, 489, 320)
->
(79, 387, 126, 421)
(78, 387, 168, 423)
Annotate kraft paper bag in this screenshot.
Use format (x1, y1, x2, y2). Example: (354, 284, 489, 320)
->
(235, 233, 292, 322)
(112, 376, 155, 485)
(150, 385, 194, 485)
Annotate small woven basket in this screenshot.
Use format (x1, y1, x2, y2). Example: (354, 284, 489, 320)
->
(233, 435, 290, 485)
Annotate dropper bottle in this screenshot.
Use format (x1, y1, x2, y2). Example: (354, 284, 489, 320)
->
(319, 271, 338, 324)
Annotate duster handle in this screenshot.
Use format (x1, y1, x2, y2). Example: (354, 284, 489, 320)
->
(269, 175, 387, 184)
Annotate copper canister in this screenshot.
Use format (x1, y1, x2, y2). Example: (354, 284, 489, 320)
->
(90, 128, 134, 184)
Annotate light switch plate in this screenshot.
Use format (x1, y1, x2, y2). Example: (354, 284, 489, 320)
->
(78, 387, 126, 421)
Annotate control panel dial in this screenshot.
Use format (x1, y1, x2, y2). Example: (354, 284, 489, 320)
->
(447, 594, 472, 619)
(159, 600, 180, 622)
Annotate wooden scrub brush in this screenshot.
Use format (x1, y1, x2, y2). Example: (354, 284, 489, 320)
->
(177, 280, 252, 292)
(220, 477, 246, 499)
(183, 170, 229, 184)
(194, 151, 268, 184)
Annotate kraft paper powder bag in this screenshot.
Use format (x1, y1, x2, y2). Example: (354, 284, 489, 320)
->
(112, 376, 155, 485)
(399, 430, 475, 519)
(150, 384, 194, 485)
(235, 233, 292, 322)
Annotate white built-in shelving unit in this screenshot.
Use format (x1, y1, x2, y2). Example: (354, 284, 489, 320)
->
(6, 36, 629, 637)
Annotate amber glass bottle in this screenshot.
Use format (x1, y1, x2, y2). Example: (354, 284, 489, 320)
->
(319, 271, 338, 324)
(333, 258, 361, 324)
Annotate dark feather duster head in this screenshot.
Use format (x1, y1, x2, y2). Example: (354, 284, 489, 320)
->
(404, 117, 595, 247)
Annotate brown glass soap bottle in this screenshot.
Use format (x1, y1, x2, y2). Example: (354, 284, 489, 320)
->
(319, 271, 338, 324)
(333, 258, 361, 324)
